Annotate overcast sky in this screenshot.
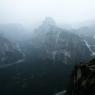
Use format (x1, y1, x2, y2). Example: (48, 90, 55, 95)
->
(0, 0, 95, 26)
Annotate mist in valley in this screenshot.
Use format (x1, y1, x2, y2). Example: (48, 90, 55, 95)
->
(0, 0, 95, 95)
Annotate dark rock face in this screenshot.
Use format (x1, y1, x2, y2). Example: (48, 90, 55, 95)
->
(0, 36, 23, 66)
(68, 58, 95, 95)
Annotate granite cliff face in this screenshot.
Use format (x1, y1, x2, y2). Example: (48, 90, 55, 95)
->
(74, 25, 95, 56)
(0, 36, 23, 67)
(32, 17, 91, 65)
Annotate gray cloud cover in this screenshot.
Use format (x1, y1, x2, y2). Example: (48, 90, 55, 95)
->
(0, 0, 95, 25)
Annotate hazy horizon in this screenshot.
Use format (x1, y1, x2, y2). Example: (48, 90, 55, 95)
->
(0, 0, 95, 27)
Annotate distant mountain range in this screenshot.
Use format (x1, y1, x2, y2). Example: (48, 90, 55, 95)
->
(0, 35, 24, 67)
(0, 17, 95, 95)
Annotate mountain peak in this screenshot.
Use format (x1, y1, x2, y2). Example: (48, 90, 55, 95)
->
(42, 17, 56, 27)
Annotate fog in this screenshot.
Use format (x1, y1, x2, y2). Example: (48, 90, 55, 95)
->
(0, 0, 95, 27)
(0, 1, 95, 95)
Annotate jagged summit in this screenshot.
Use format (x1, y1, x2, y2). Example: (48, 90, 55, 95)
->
(35, 17, 57, 33)
(42, 17, 56, 27)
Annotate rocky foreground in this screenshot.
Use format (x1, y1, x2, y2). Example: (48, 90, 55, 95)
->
(60, 58, 95, 95)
